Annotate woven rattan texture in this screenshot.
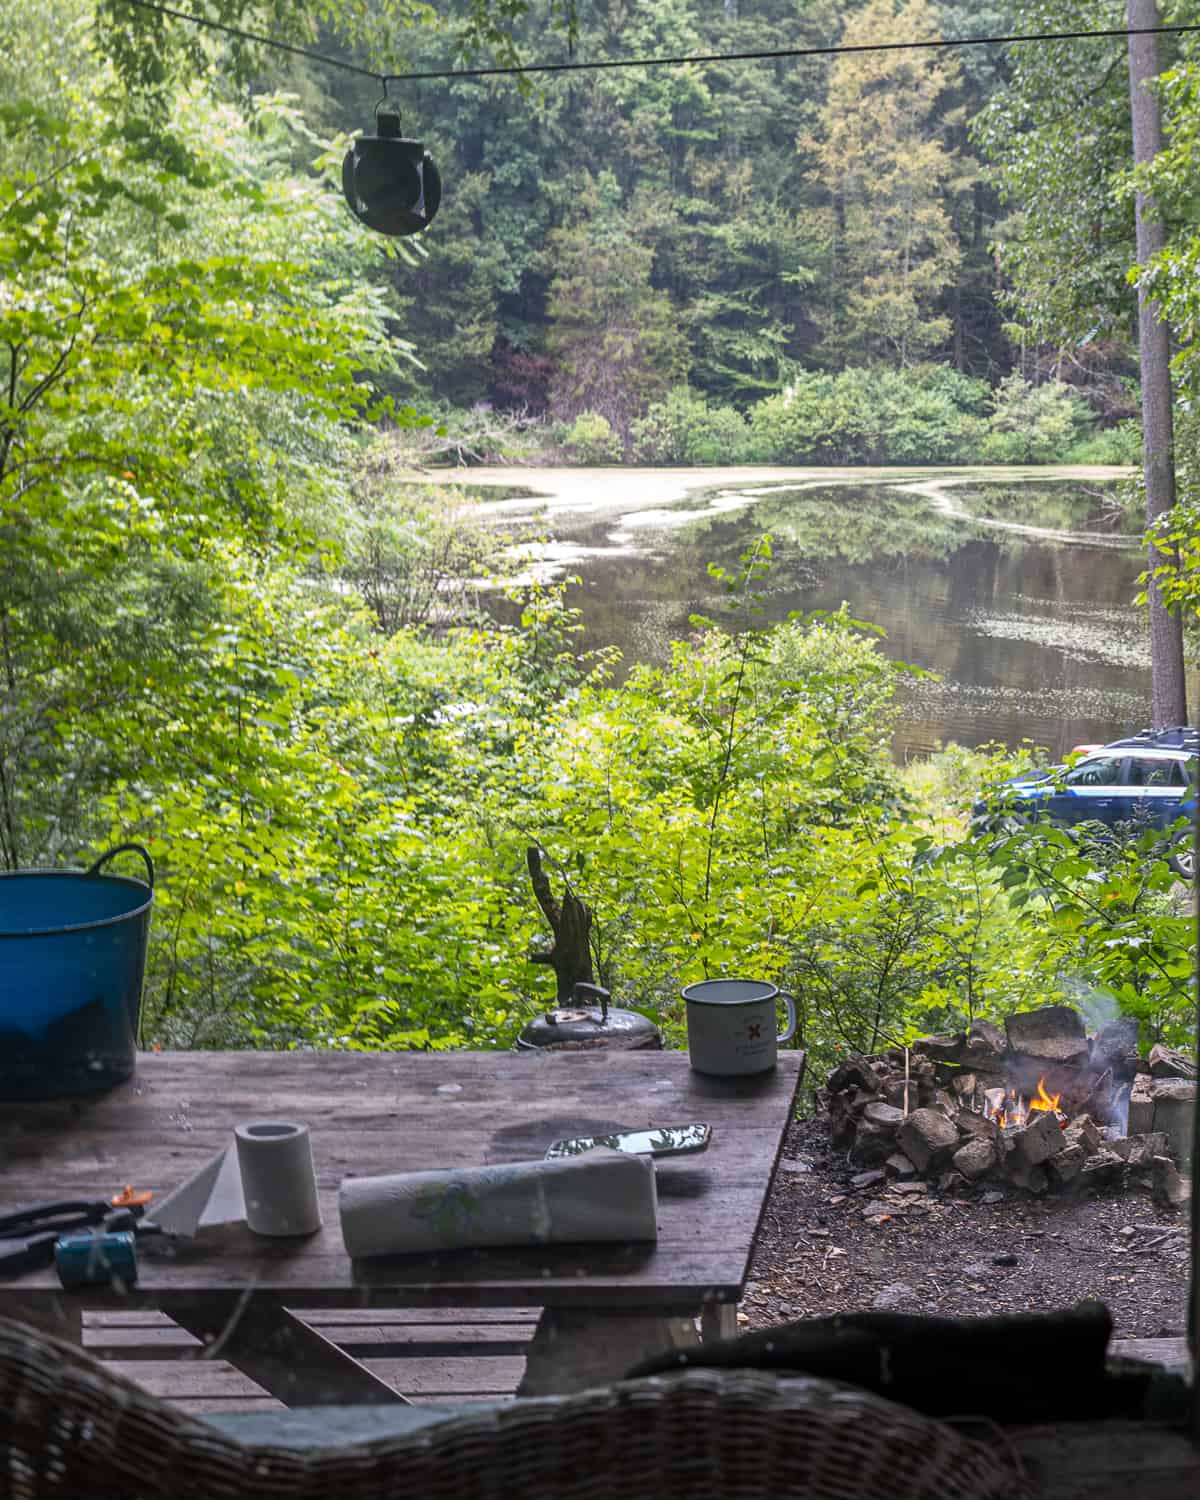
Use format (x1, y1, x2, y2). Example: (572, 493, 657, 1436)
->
(0, 1317, 1019, 1500)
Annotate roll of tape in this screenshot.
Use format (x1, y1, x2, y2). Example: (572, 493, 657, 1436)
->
(234, 1121, 322, 1237)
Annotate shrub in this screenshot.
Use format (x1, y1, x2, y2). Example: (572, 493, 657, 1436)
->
(745, 366, 986, 465)
(868, 366, 988, 464)
(1065, 420, 1143, 465)
(981, 374, 1095, 463)
(747, 372, 872, 463)
(563, 411, 623, 464)
(631, 387, 751, 465)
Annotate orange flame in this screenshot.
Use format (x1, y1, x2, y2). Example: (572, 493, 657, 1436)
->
(984, 1077, 1064, 1132)
(1028, 1076, 1062, 1118)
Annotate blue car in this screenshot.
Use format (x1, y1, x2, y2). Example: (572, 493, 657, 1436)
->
(974, 726, 1198, 878)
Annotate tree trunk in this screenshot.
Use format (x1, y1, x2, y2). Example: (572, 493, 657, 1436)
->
(526, 846, 594, 1003)
(1127, 0, 1187, 728)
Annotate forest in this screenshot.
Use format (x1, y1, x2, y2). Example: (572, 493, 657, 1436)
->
(300, 0, 1161, 465)
(4, 0, 1200, 1075)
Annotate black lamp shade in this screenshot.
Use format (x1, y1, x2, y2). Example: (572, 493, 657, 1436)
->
(342, 112, 441, 236)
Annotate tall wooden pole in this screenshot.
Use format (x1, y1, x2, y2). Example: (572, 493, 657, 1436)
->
(1127, 0, 1187, 728)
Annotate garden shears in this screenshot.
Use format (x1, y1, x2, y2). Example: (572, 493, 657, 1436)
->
(0, 1187, 155, 1283)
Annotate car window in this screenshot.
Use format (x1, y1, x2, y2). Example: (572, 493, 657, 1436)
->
(1064, 756, 1124, 787)
(1127, 757, 1186, 787)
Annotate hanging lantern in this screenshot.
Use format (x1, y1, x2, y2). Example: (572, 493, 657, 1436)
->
(342, 110, 441, 237)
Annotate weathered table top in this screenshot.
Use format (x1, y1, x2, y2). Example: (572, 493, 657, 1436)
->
(0, 1050, 805, 1311)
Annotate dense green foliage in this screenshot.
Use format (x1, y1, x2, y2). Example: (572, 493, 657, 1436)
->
(275, 0, 1149, 462)
(398, 366, 1118, 468)
(4, 0, 1198, 1086)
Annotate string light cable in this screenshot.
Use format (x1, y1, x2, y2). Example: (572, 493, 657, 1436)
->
(106, 0, 1200, 89)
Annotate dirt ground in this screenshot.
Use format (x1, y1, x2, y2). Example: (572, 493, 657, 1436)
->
(745, 1115, 1191, 1337)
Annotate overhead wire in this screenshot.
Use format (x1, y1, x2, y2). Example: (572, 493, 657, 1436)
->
(107, 0, 1200, 89)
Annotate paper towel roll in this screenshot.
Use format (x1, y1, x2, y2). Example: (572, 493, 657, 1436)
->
(339, 1150, 657, 1259)
(234, 1121, 322, 1237)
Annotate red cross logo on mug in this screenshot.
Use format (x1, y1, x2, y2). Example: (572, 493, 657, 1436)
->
(747, 1022, 762, 1041)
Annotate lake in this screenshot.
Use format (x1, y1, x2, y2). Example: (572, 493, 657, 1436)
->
(449, 464, 1194, 760)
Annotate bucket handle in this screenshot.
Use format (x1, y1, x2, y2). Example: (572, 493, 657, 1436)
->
(85, 843, 155, 888)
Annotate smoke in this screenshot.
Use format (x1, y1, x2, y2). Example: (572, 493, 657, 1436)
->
(1062, 979, 1122, 1034)
(1109, 1082, 1131, 1136)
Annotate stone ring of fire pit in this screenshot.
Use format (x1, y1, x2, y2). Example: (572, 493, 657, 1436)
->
(823, 1005, 1194, 1203)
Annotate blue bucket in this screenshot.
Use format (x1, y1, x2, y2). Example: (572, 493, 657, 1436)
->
(0, 844, 154, 1100)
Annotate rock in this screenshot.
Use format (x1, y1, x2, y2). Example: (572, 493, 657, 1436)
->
(862, 1102, 905, 1130)
(1127, 1074, 1156, 1136)
(1080, 1151, 1126, 1192)
(1008, 1110, 1066, 1168)
(778, 1157, 813, 1174)
(1064, 1115, 1103, 1156)
(871, 1282, 916, 1309)
(1104, 1136, 1134, 1161)
(953, 1136, 998, 1181)
(1149, 1044, 1196, 1081)
(861, 1199, 897, 1218)
(912, 1034, 967, 1065)
(897, 1108, 960, 1172)
(884, 1152, 916, 1178)
(992, 1253, 1019, 1267)
(1124, 1131, 1169, 1170)
(827, 1056, 881, 1097)
(962, 1261, 991, 1279)
(1046, 1142, 1086, 1187)
(1152, 1155, 1191, 1211)
(915, 1078, 939, 1110)
(849, 1120, 897, 1167)
(965, 1019, 1006, 1063)
(851, 1169, 887, 1189)
(1005, 1161, 1049, 1194)
(951, 1072, 978, 1100)
(1005, 1005, 1088, 1064)
(954, 1110, 997, 1141)
(1151, 1078, 1197, 1168)
(883, 1079, 909, 1109)
(888, 1180, 929, 1195)
(1092, 1017, 1142, 1074)
(982, 1190, 1005, 1204)
(829, 1111, 857, 1153)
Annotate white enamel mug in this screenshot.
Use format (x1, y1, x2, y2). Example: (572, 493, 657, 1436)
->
(682, 979, 797, 1076)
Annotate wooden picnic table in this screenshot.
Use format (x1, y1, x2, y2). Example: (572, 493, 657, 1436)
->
(0, 1049, 804, 1404)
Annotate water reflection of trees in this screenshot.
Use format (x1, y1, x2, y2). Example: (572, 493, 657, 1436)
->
(749, 486, 965, 564)
(960, 481, 1133, 537)
(676, 480, 1133, 570)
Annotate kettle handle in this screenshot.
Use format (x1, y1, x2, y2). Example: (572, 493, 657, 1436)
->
(571, 982, 611, 1023)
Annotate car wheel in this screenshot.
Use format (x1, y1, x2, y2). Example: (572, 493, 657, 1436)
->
(1168, 832, 1196, 881)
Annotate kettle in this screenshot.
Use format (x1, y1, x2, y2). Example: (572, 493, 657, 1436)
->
(514, 983, 663, 1053)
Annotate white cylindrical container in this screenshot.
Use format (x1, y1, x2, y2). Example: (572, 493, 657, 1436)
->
(234, 1121, 322, 1236)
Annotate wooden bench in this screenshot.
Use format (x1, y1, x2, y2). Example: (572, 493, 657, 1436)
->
(83, 1313, 1189, 1420)
(82, 1306, 540, 1413)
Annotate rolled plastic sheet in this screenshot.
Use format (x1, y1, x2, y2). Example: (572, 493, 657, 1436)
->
(339, 1149, 657, 1258)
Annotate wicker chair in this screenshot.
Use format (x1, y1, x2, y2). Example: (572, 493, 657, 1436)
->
(0, 1316, 1021, 1500)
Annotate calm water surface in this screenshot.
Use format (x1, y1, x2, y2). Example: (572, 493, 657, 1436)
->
(459, 466, 1196, 759)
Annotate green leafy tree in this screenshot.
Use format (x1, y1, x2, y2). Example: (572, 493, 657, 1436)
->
(813, 0, 971, 367)
(543, 173, 688, 440)
(389, 172, 513, 406)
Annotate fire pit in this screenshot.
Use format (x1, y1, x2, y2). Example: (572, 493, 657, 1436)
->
(822, 1005, 1195, 1201)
